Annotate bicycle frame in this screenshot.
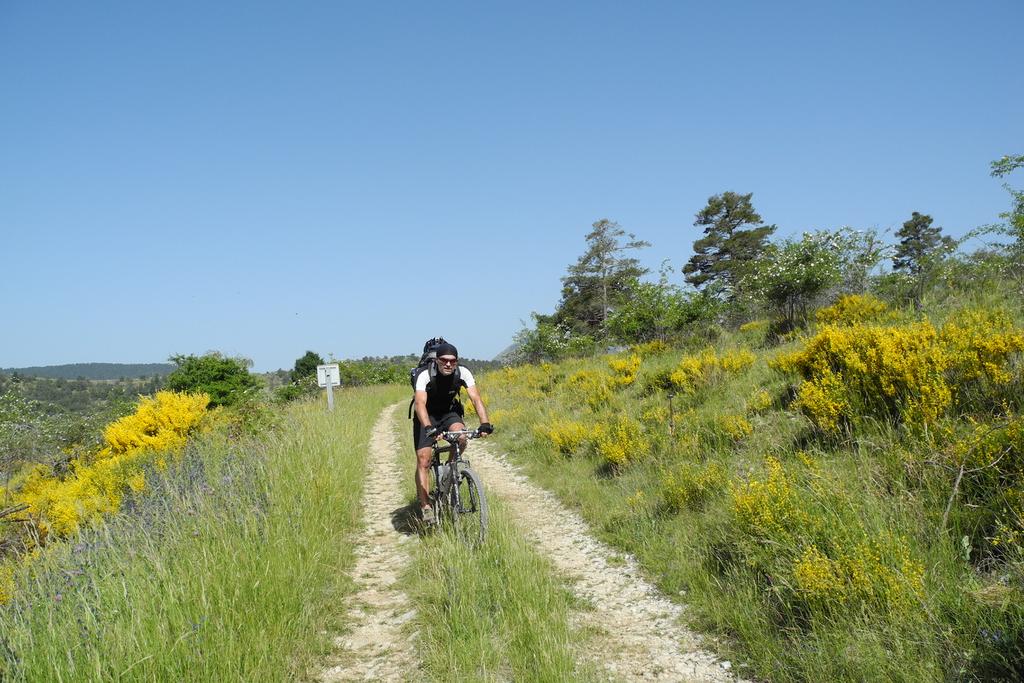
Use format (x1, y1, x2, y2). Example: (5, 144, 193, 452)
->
(430, 430, 474, 516)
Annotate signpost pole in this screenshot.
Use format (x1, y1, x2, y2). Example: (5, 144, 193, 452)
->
(317, 364, 340, 413)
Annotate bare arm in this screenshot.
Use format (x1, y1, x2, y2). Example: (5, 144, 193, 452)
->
(413, 390, 432, 426)
(466, 385, 489, 426)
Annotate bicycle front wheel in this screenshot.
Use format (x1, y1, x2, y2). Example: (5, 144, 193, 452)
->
(450, 467, 488, 547)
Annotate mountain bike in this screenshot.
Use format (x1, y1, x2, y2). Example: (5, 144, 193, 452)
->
(428, 428, 488, 546)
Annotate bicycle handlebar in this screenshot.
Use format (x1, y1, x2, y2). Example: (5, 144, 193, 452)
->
(439, 428, 484, 441)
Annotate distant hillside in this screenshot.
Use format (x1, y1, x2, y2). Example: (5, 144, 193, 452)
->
(1, 363, 174, 380)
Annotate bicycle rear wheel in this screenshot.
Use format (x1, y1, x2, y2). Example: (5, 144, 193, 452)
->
(450, 467, 487, 547)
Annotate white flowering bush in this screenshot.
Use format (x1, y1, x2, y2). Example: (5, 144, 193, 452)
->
(743, 230, 845, 327)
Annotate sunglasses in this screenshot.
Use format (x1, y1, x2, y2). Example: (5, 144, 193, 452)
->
(437, 357, 458, 366)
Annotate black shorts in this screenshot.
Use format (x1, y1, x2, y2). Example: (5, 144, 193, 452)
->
(413, 411, 465, 450)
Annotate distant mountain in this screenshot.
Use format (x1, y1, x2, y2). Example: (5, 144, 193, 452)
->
(0, 363, 175, 380)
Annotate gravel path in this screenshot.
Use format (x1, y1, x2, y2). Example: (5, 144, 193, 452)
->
(319, 404, 419, 682)
(468, 437, 741, 682)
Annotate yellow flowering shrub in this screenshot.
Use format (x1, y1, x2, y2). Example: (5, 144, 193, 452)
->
(567, 369, 614, 410)
(101, 391, 211, 458)
(992, 489, 1023, 552)
(792, 367, 850, 433)
(607, 354, 642, 387)
(626, 489, 647, 510)
(464, 389, 497, 417)
(11, 391, 210, 540)
(668, 352, 715, 393)
(488, 408, 515, 424)
(815, 293, 894, 326)
(535, 419, 590, 455)
(940, 308, 1024, 386)
(794, 537, 925, 613)
(773, 322, 951, 429)
(793, 545, 844, 599)
(952, 415, 1024, 469)
(795, 449, 820, 471)
(662, 462, 726, 512)
(593, 416, 648, 468)
(497, 364, 556, 399)
(0, 564, 13, 604)
(746, 388, 774, 414)
(775, 313, 1024, 431)
(714, 414, 753, 442)
(655, 347, 755, 395)
(730, 456, 814, 541)
(631, 340, 669, 357)
(719, 349, 756, 373)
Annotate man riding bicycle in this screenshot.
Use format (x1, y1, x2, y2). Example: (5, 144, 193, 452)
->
(411, 342, 492, 524)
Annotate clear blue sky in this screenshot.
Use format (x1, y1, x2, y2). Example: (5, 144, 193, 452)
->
(2, 1, 1021, 371)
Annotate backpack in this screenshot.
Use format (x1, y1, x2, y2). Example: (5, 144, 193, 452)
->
(408, 336, 462, 418)
(409, 336, 447, 390)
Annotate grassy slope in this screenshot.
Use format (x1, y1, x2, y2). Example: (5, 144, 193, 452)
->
(478, 297, 1024, 682)
(0, 384, 405, 681)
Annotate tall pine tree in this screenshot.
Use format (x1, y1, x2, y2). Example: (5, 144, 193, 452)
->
(893, 211, 950, 308)
(555, 219, 650, 339)
(683, 191, 775, 298)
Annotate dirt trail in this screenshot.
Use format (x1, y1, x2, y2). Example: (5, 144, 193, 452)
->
(469, 438, 741, 682)
(319, 404, 418, 682)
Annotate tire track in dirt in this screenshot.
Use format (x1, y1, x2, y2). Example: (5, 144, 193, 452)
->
(318, 404, 419, 682)
(468, 437, 743, 682)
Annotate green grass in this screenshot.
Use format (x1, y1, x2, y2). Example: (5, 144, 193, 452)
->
(405, 502, 606, 682)
(0, 384, 406, 681)
(478, 304, 1024, 682)
(392, 410, 606, 682)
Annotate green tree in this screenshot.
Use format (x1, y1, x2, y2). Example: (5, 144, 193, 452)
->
(892, 212, 953, 308)
(292, 351, 324, 382)
(990, 153, 1024, 290)
(606, 262, 719, 344)
(165, 353, 261, 408)
(683, 191, 776, 297)
(832, 227, 891, 294)
(744, 231, 844, 329)
(555, 219, 650, 339)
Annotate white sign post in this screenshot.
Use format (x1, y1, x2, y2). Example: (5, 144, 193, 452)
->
(317, 364, 340, 412)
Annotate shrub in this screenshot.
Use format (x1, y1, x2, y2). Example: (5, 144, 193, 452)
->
(815, 293, 895, 326)
(714, 414, 754, 442)
(593, 416, 648, 468)
(774, 322, 952, 430)
(729, 456, 927, 618)
(10, 391, 210, 541)
(535, 419, 590, 455)
(940, 308, 1024, 390)
(792, 536, 925, 613)
(662, 461, 726, 512)
(166, 353, 261, 408)
(730, 456, 815, 542)
(607, 354, 641, 387)
(746, 388, 774, 414)
(631, 340, 669, 357)
(774, 313, 1024, 432)
(739, 319, 768, 334)
(567, 370, 613, 410)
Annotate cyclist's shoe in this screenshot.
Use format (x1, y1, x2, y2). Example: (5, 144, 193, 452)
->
(421, 505, 436, 525)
